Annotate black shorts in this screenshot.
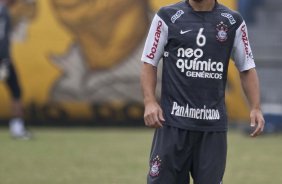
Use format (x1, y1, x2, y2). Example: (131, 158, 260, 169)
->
(5, 62, 22, 100)
(147, 125, 227, 184)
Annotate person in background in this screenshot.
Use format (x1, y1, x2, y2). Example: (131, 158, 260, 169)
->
(0, 0, 30, 139)
(238, 0, 264, 25)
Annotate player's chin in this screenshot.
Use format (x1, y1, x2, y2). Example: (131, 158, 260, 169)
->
(191, 0, 205, 3)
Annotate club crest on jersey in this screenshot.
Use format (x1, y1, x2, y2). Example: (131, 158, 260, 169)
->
(216, 22, 228, 42)
(149, 155, 162, 177)
(171, 10, 184, 23)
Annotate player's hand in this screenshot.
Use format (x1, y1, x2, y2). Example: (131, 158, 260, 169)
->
(250, 109, 265, 137)
(144, 101, 165, 128)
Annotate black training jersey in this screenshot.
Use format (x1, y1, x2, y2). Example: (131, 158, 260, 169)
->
(141, 1, 255, 131)
(0, 3, 11, 60)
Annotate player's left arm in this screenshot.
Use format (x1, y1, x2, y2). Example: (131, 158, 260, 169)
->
(240, 69, 264, 137)
(231, 20, 265, 137)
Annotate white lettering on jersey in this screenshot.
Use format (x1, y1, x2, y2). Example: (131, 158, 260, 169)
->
(176, 57, 223, 72)
(164, 51, 169, 57)
(176, 47, 224, 79)
(171, 101, 220, 120)
(231, 21, 255, 72)
(221, 13, 236, 25)
(171, 10, 184, 23)
(175, 28, 224, 79)
(177, 48, 204, 58)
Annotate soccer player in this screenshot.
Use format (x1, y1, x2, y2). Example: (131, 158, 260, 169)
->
(0, 0, 30, 139)
(140, 0, 265, 183)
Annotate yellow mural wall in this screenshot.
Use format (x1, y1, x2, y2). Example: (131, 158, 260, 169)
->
(0, 0, 249, 122)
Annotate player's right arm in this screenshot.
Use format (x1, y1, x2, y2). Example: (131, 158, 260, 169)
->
(140, 12, 168, 128)
(141, 63, 164, 128)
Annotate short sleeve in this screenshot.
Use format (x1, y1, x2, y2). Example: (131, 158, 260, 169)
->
(231, 21, 255, 72)
(141, 14, 168, 67)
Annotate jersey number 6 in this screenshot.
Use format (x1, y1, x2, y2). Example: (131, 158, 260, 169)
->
(196, 28, 206, 47)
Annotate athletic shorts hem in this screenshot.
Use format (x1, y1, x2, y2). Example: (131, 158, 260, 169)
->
(163, 122, 228, 132)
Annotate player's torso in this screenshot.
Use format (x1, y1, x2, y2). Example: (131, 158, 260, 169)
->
(159, 2, 240, 130)
(162, 2, 238, 83)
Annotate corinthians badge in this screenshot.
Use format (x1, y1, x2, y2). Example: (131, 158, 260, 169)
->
(149, 155, 162, 177)
(216, 21, 228, 42)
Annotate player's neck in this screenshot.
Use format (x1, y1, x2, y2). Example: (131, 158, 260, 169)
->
(188, 0, 216, 11)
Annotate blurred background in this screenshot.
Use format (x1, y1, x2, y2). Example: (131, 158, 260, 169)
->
(0, 0, 281, 128)
(0, 0, 282, 184)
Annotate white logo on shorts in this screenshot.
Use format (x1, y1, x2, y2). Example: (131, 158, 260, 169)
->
(149, 155, 162, 177)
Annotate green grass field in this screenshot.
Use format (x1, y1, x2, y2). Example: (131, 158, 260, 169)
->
(0, 128, 282, 184)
